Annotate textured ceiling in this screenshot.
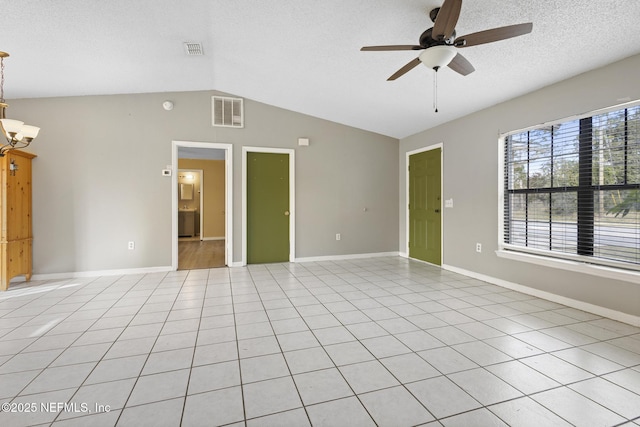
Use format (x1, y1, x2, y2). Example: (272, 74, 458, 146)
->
(3, 0, 640, 138)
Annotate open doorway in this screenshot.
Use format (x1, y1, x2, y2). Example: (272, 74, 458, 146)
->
(172, 141, 233, 270)
(178, 168, 218, 269)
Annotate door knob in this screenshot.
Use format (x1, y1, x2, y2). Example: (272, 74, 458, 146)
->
(435, 209, 440, 213)
(284, 211, 290, 216)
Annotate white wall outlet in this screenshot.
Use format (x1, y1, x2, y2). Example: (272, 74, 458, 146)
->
(475, 243, 482, 253)
(128, 241, 135, 250)
(336, 233, 341, 241)
(445, 199, 454, 208)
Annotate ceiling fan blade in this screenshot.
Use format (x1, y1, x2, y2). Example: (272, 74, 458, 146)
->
(361, 45, 422, 51)
(432, 0, 462, 40)
(447, 53, 475, 76)
(387, 57, 421, 81)
(455, 23, 533, 47)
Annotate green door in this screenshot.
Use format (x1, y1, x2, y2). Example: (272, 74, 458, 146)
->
(409, 149, 441, 265)
(247, 152, 290, 263)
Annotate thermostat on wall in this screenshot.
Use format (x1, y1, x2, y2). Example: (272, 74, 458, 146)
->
(162, 169, 172, 176)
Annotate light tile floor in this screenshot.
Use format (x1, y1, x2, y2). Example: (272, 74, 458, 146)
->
(0, 257, 639, 426)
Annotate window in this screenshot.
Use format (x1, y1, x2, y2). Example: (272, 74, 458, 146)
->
(502, 103, 640, 270)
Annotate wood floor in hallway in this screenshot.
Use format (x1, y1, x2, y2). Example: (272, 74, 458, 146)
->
(178, 239, 225, 270)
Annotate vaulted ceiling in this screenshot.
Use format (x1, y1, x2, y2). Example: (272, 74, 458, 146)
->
(3, 0, 640, 138)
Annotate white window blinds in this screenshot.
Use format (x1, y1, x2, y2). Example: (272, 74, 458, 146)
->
(503, 104, 640, 269)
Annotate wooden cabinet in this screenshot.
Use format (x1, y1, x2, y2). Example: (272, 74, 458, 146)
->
(178, 210, 195, 237)
(1, 150, 36, 291)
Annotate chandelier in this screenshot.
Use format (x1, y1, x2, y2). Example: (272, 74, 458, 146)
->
(0, 51, 40, 156)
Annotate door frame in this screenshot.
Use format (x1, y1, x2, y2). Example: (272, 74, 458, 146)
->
(406, 143, 443, 265)
(242, 146, 296, 266)
(172, 140, 233, 269)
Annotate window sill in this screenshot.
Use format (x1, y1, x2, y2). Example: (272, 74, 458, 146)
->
(496, 249, 640, 285)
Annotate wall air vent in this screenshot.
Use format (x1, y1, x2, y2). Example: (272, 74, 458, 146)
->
(212, 96, 244, 128)
(184, 42, 204, 56)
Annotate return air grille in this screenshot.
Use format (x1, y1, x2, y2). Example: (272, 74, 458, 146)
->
(212, 96, 244, 128)
(184, 42, 204, 56)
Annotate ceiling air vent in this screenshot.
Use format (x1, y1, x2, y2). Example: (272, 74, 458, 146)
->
(184, 42, 204, 56)
(212, 96, 244, 128)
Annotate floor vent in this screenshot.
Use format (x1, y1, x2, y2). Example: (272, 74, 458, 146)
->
(212, 96, 244, 128)
(184, 42, 204, 56)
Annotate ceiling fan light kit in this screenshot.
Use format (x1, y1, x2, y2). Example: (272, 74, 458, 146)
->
(0, 51, 41, 156)
(361, 0, 533, 112)
(418, 45, 458, 70)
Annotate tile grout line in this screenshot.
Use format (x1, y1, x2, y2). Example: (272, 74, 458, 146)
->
(7, 274, 146, 419)
(0, 257, 638, 425)
(179, 267, 217, 426)
(59, 272, 176, 425)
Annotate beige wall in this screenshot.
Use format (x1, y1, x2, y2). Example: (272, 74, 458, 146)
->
(178, 159, 225, 238)
(6, 52, 639, 320)
(399, 53, 640, 318)
(9, 90, 398, 274)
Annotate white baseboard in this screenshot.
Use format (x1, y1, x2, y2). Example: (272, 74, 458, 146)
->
(442, 263, 640, 327)
(15, 254, 639, 326)
(202, 237, 225, 241)
(295, 252, 400, 263)
(25, 266, 174, 282)
(229, 251, 400, 267)
(23, 252, 400, 280)
(400, 253, 445, 268)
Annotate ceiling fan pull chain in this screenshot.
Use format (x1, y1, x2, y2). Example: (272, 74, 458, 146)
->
(433, 66, 439, 113)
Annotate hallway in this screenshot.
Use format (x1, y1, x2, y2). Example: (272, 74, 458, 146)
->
(178, 240, 225, 270)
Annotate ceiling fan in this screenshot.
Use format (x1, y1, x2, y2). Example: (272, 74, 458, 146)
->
(361, 0, 533, 82)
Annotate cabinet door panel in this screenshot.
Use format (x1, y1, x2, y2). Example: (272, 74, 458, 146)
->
(4, 152, 33, 241)
(1, 150, 36, 290)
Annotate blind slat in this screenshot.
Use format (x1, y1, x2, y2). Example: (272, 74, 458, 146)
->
(504, 105, 640, 266)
